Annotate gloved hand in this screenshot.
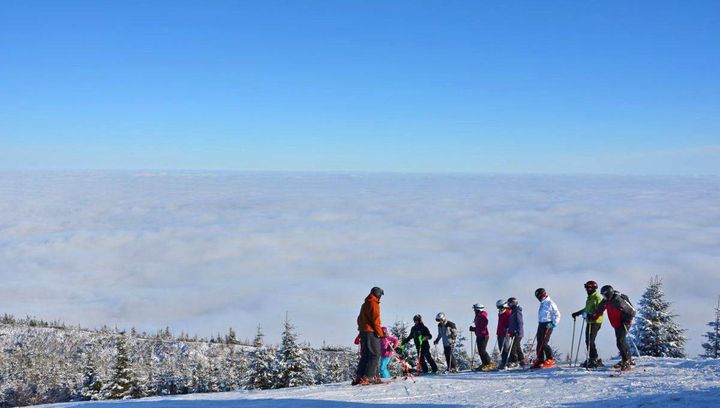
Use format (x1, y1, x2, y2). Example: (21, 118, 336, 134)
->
(469, 326, 475, 332)
(433, 339, 439, 345)
(398, 343, 405, 351)
(582, 312, 588, 319)
(547, 322, 556, 329)
(571, 311, 581, 319)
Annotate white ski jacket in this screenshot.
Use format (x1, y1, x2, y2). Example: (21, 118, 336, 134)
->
(538, 297, 561, 326)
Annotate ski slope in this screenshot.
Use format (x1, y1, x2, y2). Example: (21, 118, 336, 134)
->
(40, 357, 720, 407)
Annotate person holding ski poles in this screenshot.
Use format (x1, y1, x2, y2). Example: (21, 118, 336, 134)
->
(353, 286, 385, 385)
(591, 285, 636, 371)
(503, 297, 525, 369)
(532, 288, 561, 369)
(496, 299, 512, 367)
(400, 314, 438, 374)
(571, 280, 605, 368)
(378, 326, 399, 378)
(470, 303, 494, 371)
(433, 312, 458, 372)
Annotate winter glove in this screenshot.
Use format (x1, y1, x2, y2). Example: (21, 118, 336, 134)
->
(571, 311, 581, 319)
(469, 326, 475, 332)
(582, 312, 588, 319)
(546, 322, 556, 329)
(433, 339, 439, 345)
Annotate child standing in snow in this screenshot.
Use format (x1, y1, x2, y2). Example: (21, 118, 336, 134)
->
(401, 314, 438, 374)
(532, 288, 561, 369)
(379, 326, 399, 378)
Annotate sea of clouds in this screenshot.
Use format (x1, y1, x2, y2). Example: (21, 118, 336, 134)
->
(0, 172, 718, 357)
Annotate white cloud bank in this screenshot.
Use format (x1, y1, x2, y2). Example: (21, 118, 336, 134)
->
(0, 172, 718, 357)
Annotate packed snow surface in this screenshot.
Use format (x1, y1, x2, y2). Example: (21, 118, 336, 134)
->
(42, 358, 720, 407)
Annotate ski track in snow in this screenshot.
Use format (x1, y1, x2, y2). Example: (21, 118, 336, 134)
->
(38, 358, 720, 407)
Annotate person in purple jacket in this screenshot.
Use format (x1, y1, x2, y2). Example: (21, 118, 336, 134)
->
(503, 297, 525, 369)
(469, 303, 495, 371)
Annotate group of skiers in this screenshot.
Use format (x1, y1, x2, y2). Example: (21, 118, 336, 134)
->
(353, 281, 636, 385)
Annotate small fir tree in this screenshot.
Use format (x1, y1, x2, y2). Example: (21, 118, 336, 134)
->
(631, 276, 687, 358)
(247, 326, 277, 390)
(277, 315, 314, 388)
(453, 332, 471, 370)
(701, 297, 720, 358)
(106, 335, 141, 399)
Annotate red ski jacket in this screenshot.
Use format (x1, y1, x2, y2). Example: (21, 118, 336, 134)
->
(497, 309, 512, 336)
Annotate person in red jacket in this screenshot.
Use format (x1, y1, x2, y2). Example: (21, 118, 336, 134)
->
(469, 303, 494, 371)
(496, 299, 512, 366)
(591, 285, 636, 371)
(353, 286, 385, 385)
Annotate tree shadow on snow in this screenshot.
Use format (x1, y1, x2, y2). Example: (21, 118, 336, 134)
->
(556, 387, 720, 407)
(65, 399, 465, 407)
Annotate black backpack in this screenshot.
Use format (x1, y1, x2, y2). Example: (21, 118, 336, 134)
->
(619, 293, 636, 318)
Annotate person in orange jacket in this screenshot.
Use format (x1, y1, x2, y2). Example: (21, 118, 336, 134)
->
(353, 286, 385, 385)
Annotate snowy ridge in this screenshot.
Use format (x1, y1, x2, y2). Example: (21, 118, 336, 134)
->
(41, 358, 720, 407)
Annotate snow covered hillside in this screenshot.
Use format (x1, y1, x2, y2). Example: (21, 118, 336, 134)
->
(43, 358, 720, 407)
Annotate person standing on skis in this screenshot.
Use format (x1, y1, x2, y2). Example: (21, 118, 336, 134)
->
(433, 312, 458, 372)
(400, 314, 438, 374)
(496, 299, 512, 367)
(354, 286, 385, 385)
(571, 280, 605, 368)
(503, 297, 525, 369)
(378, 326, 399, 379)
(470, 303, 494, 371)
(532, 288, 561, 369)
(591, 285, 636, 371)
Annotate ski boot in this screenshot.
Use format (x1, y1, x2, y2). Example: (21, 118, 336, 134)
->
(541, 359, 556, 368)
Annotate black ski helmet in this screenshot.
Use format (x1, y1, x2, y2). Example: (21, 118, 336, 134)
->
(584, 281, 598, 291)
(600, 285, 614, 298)
(413, 314, 422, 323)
(507, 297, 518, 308)
(534, 288, 547, 300)
(371, 286, 384, 299)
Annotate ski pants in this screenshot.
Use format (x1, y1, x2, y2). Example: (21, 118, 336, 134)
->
(418, 342, 438, 373)
(509, 336, 524, 364)
(615, 325, 631, 362)
(443, 345, 457, 370)
(476, 335, 492, 366)
(586, 323, 601, 361)
(379, 356, 392, 378)
(536, 323, 554, 361)
(356, 331, 381, 379)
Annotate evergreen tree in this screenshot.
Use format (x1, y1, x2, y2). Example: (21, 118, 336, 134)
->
(246, 326, 277, 390)
(701, 297, 720, 358)
(76, 349, 103, 400)
(106, 335, 141, 399)
(631, 276, 687, 358)
(453, 332, 471, 370)
(277, 315, 314, 388)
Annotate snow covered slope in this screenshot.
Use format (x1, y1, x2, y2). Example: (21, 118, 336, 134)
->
(42, 358, 720, 407)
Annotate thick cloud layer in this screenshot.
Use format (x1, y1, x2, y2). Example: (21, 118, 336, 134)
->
(0, 172, 718, 357)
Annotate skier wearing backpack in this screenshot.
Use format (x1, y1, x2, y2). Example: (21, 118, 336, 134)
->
(400, 314, 438, 374)
(470, 303, 495, 371)
(532, 288, 561, 369)
(591, 285, 636, 371)
(353, 286, 385, 385)
(433, 312, 458, 372)
(378, 326, 399, 378)
(504, 297, 525, 369)
(570, 280, 605, 368)
(496, 299, 512, 367)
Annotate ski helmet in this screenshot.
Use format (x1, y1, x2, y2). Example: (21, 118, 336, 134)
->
(435, 312, 446, 322)
(534, 288, 547, 300)
(507, 297, 518, 308)
(584, 281, 598, 291)
(371, 286, 384, 299)
(600, 285, 614, 298)
(413, 314, 422, 323)
(472, 303, 485, 311)
(496, 299, 508, 309)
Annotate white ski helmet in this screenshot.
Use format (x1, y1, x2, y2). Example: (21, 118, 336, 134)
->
(472, 303, 485, 311)
(496, 299, 508, 309)
(435, 312, 446, 322)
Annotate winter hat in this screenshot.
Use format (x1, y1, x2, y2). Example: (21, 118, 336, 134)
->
(371, 286, 384, 299)
(413, 314, 422, 323)
(507, 297, 518, 308)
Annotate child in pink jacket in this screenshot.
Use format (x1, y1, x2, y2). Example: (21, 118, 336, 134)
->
(379, 326, 399, 378)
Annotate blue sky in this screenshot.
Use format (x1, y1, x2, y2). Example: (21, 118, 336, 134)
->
(1, 1, 718, 174)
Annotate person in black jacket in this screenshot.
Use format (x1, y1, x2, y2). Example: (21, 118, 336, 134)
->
(505, 297, 525, 368)
(401, 314, 438, 374)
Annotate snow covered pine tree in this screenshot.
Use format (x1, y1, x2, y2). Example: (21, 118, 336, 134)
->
(701, 297, 720, 359)
(277, 316, 314, 388)
(631, 276, 687, 358)
(246, 326, 278, 390)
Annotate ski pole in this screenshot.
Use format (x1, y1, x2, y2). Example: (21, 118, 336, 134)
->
(573, 319, 585, 367)
(569, 318, 577, 367)
(470, 330, 475, 368)
(503, 336, 515, 368)
(625, 324, 641, 358)
(583, 321, 591, 371)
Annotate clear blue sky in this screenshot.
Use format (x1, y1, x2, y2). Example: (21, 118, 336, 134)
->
(1, 1, 718, 174)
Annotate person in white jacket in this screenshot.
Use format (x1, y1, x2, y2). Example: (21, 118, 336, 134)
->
(532, 288, 561, 368)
